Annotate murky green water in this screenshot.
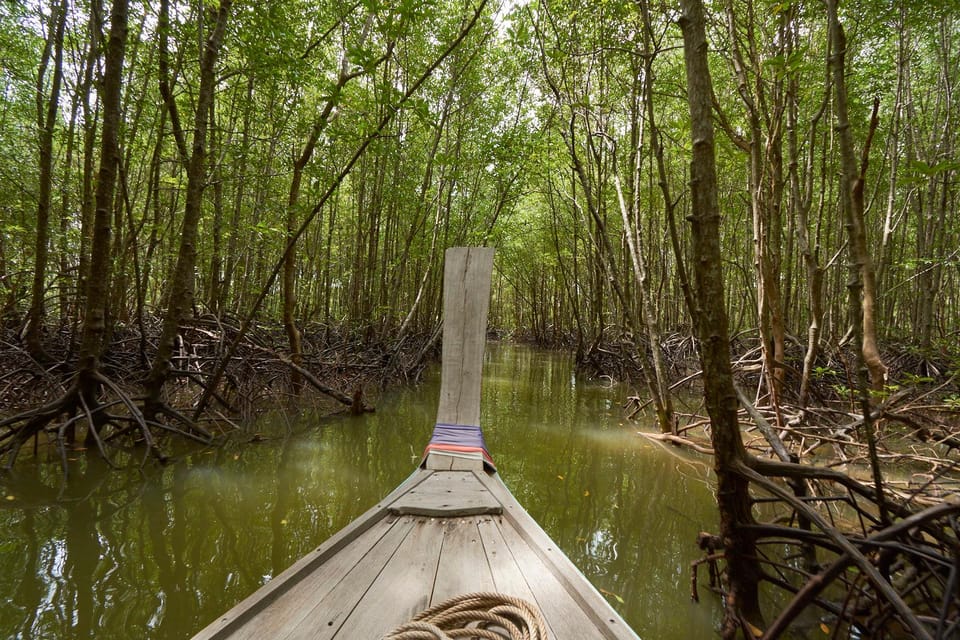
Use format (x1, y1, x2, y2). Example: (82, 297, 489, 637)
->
(0, 344, 722, 639)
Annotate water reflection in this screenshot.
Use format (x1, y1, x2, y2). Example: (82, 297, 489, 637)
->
(482, 344, 721, 638)
(0, 344, 721, 639)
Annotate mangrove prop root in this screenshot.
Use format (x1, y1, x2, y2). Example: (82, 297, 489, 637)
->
(1, 319, 431, 471)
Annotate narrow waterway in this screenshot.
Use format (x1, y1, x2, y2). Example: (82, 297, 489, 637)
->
(0, 344, 722, 639)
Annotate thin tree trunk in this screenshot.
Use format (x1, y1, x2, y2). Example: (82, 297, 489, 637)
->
(146, 0, 232, 411)
(568, 116, 667, 431)
(220, 76, 254, 314)
(678, 0, 762, 635)
(141, 110, 166, 324)
(722, 1, 787, 412)
(875, 4, 906, 312)
(193, 0, 489, 417)
(77, 0, 127, 400)
(637, 2, 696, 335)
(58, 77, 84, 325)
(73, 0, 102, 346)
(612, 162, 674, 433)
(26, 0, 68, 362)
(532, 4, 671, 428)
(207, 100, 224, 315)
(916, 18, 956, 353)
(826, 0, 888, 525)
(828, 16, 887, 390)
(789, 11, 831, 409)
(284, 21, 379, 390)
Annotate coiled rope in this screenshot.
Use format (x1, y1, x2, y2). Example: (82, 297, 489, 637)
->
(384, 592, 548, 640)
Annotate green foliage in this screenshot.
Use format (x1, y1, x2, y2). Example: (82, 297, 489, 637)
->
(900, 372, 935, 386)
(813, 366, 840, 380)
(0, 0, 956, 358)
(831, 383, 854, 400)
(944, 394, 960, 411)
(901, 159, 960, 185)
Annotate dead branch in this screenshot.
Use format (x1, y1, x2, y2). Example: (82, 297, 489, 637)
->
(278, 355, 373, 413)
(639, 430, 715, 455)
(739, 461, 938, 640)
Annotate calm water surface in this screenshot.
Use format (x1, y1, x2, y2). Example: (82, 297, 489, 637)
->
(0, 344, 722, 639)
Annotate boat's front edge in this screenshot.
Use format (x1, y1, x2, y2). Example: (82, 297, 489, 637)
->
(190, 468, 435, 640)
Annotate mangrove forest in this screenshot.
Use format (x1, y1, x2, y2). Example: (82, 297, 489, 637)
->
(1, 0, 959, 638)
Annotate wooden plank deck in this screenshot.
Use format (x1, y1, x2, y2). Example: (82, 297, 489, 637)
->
(192, 468, 640, 640)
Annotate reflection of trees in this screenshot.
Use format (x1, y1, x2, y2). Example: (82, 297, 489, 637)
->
(484, 345, 722, 638)
(14, 511, 41, 638)
(144, 472, 177, 636)
(2, 345, 721, 639)
(1, 456, 172, 637)
(63, 461, 101, 640)
(270, 435, 294, 576)
(524, 433, 720, 637)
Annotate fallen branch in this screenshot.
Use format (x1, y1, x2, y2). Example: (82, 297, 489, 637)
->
(278, 356, 373, 413)
(639, 431, 714, 455)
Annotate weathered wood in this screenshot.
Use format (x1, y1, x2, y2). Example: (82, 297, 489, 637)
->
(436, 247, 494, 428)
(425, 451, 485, 471)
(245, 517, 412, 640)
(389, 470, 502, 517)
(191, 469, 435, 640)
(494, 521, 608, 639)
(476, 471, 639, 640)
(431, 517, 498, 603)
(475, 517, 555, 636)
(228, 517, 407, 640)
(327, 517, 443, 639)
(193, 466, 641, 640)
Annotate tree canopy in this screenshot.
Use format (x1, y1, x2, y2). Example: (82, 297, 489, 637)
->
(1, 0, 957, 362)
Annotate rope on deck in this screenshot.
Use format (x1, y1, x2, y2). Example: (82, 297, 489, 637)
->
(384, 592, 548, 640)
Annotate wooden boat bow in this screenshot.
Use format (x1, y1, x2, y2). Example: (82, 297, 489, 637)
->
(192, 248, 640, 640)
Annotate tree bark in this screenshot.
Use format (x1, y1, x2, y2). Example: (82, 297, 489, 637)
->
(827, 8, 888, 391)
(73, 0, 102, 342)
(637, 1, 696, 335)
(531, 4, 673, 431)
(193, 0, 489, 417)
(678, 0, 763, 635)
(26, 0, 69, 363)
(207, 100, 224, 316)
(612, 162, 675, 433)
(146, 0, 232, 411)
(826, 0, 888, 525)
(219, 76, 254, 314)
(284, 19, 378, 391)
(721, 1, 787, 412)
(76, 0, 127, 401)
(786, 8, 830, 409)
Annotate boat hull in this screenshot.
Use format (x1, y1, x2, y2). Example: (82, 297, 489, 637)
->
(192, 468, 640, 639)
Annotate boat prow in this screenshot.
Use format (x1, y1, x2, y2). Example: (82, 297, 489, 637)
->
(192, 248, 640, 640)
